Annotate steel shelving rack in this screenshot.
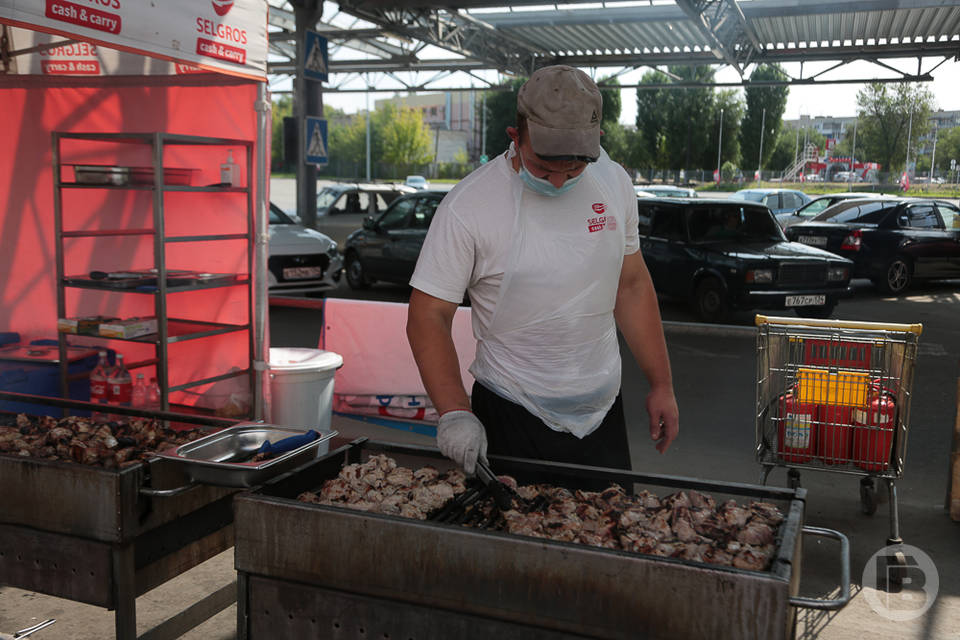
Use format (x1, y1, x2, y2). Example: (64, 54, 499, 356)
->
(52, 132, 255, 415)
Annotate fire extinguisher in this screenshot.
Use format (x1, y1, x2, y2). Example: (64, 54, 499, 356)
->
(852, 392, 897, 471)
(778, 390, 817, 463)
(818, 404, 853, 465)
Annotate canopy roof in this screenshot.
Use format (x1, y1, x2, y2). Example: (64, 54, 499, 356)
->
(266, 0, 960, 91)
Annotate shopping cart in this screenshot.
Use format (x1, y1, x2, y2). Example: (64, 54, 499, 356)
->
(755, 315, 922, 548)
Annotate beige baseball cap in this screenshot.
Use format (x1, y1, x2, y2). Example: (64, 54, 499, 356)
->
(517, 65, 602, 161)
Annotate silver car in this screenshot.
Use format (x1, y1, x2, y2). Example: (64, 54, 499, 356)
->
(268, 203, 343, 295)
(776, 192, 896, 229)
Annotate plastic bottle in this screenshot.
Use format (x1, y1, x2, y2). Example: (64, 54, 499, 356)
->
(220, 150, 240, 187)
(131, 373, 148, 409)
(107, 353, 133, 409)
(89, 351, 111, 420)
(90, 351, 109, 404)
(147, 376, 162, 411)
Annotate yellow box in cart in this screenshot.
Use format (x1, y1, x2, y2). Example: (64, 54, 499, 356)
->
(798, 367, 869, 407)
(99, 317, 158, 339)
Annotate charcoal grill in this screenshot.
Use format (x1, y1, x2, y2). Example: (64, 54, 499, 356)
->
(0, 393, 242, 640)
(234, 438, 850, 640)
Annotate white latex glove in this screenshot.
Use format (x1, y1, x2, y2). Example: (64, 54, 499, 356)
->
(437, 410, 488, 475)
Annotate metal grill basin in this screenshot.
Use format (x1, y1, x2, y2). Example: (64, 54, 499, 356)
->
(233, 439, 840, 640)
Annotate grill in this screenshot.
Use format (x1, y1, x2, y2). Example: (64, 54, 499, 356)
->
(268, 253, 330, 282)
(235, 438, 850, 640)
(0, 394, 240, 640)
(778, 263, 827, 285)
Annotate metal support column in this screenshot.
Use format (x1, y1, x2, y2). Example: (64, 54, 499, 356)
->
(253, 83, 271, 421)
(293, 0, 323, 231)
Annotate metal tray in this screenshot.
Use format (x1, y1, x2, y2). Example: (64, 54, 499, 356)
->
(72, 165, 130, 185)
(156, 423, 337, 488)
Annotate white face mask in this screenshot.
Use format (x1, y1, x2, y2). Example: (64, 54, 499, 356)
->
(518, 156, 583, 197)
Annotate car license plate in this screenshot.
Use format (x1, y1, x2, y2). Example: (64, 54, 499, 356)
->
(797, 235, 827, 247)
(785, 295, 826, 307)
(283, 266, 322, 280)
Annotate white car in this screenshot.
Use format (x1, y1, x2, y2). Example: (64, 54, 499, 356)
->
(635, 185, 698, 198)
(405, 175, 429, 190)
(268, 203, 343, 295)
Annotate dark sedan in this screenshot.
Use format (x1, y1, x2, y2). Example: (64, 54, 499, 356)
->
(639, 199, 853, 322)
(343, 190, 446, 289)
(775, 192, 894, 229)
(784, 198, 960, 294)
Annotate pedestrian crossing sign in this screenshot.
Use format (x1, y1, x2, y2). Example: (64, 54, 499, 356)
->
(305, 117, 328, 166)
(304, 31, 328, 82)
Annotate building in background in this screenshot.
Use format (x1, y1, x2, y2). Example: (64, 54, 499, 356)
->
(375, 92, 480, 163)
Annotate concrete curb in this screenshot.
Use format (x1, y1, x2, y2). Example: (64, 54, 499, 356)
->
(661, 319, 756, 337)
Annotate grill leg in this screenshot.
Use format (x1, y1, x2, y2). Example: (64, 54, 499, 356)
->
(885, 478, 902, 545)
(238, 572, 250, 640)
(112, 544, 137, 640)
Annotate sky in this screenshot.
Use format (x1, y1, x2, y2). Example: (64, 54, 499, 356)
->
(308, 55, 960, 129)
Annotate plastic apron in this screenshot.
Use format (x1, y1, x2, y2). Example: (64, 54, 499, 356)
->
(470, 157, 625, 438)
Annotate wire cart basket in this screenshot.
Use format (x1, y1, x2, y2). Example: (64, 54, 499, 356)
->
(755, 315, 922, 548)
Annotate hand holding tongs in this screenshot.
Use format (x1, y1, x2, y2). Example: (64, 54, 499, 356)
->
(0, 619, 56, 640)
(476, 460, 515, 511)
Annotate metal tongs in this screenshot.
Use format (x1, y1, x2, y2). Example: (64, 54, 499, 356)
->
(0, 619, 56, 640)
(476, 460, 515, 512)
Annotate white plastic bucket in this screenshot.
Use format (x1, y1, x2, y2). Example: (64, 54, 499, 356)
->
(268, 348, 343, 439)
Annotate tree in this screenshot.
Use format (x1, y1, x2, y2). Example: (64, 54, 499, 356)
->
(270, 95, 293, 171)
(855, 82, 935, 174)
(767, 129, 797, 171)
(598, 75, 622, 125)
(932, 126, 960, 177)
(662, 66, 718, 169)
(635, 66, 742, 171)
(327, 108, 368, 166)
(635, 69, 670, 168)
(739, 64, 789, 173)
(378, 103, 434, 166)
(706, 89, 744, 170)
(482, 77, 527, 160)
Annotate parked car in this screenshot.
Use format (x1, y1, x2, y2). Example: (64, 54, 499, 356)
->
(784, 197, 960, 294)
(775, 192, 894, 229)
(316, 182, 414, 217)
(730, 188, 811, 215)
(833, 171, 863, 183)
(638, 198, 853, 322)
(268, 203, 343, 295)
(405, 175, 430, 190)
(635, 185, 698, 198)
(343, 190, 446, 289)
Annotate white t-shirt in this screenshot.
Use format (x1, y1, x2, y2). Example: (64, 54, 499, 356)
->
(410, 146, 639, 436)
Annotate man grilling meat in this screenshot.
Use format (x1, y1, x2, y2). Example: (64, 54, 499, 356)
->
(407, 66, 679, 485)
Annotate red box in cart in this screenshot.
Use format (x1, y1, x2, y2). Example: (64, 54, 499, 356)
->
(818, 405, 853, 465)
(853, 393, 897, 472)
(777, 390, 817, 463)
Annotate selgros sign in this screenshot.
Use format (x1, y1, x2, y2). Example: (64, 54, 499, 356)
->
(0, 0, 268, 80)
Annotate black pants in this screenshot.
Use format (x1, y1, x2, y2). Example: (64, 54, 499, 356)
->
(471, 381, 632, 490)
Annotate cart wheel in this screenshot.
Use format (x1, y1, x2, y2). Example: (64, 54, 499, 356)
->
(787, 469, 801, 489)
(860, 478, 877, 516)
